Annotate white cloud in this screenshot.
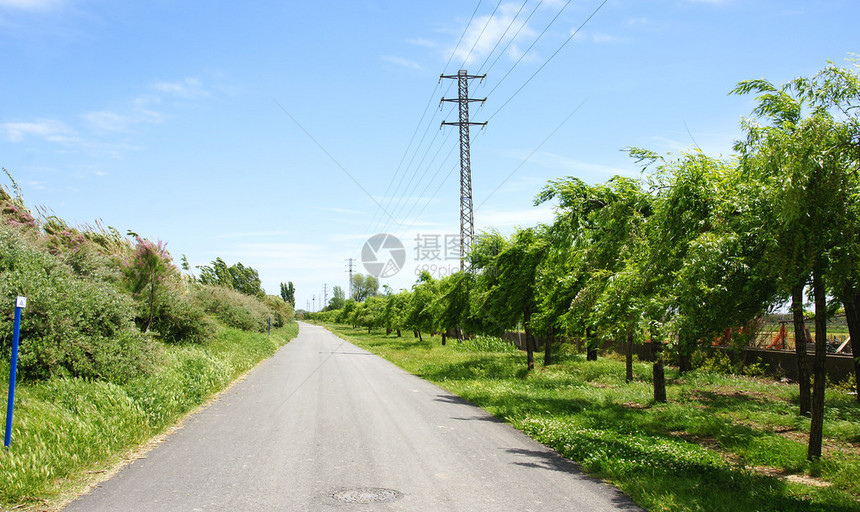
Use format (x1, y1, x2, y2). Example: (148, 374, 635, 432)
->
(449, 2, 536, 67)
(476, 203, 555, 230)
(407, 37, 436, 48)
(151, 77, 208, 98)
(81, 110, 135, 133)
(500, 149, 634, 178)
(590, 32, 626, 44)
(381, 55, 422, 70)
(215, 231, 292, 239)
(0, 0, 62, 10)
(3, 119, 77, 144)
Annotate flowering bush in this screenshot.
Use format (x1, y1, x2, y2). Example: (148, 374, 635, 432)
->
(122, 237, 177, 333)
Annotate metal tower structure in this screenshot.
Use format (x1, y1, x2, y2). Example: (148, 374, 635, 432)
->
(441, 70, 487, 271)
(345, 258, 355, 299)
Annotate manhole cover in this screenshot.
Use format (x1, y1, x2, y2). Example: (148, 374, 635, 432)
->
(330, 487, 402, 504)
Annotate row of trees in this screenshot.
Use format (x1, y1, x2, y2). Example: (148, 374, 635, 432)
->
(311, 61, 860, 461)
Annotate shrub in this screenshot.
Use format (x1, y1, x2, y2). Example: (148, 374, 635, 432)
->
(0, 226, 157, 382)
(122, 237, 177, 333)
(148, 292, 216, 344)
(261, 295, 294, 327)
(190, 284, 271, 332)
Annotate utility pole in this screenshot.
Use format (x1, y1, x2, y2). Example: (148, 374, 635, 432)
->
(312, 294, 316, 313)
(345, 258, 355, 299)
(442, 70, 487, 272)
(322, 284, 328, 311)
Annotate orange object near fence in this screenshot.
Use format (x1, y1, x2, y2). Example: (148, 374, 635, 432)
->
(768, 323, 786, 350)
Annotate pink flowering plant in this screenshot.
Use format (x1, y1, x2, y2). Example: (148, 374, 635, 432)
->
(122, 236, 177, 333)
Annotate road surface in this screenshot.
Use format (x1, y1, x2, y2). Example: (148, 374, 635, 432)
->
(65, 323, 641, 511)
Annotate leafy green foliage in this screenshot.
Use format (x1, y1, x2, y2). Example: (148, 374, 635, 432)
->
(190, 284, 272, 332)
(279, 281, 296, 307)
(198, 257, 264, 298)
(122, 236, 176, 333)
(350, 273, 379, 302)
(0, 226, 157, 382)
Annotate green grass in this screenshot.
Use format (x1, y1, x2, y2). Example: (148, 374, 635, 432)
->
(322, 323, 860, 512)
(0, 323, 299, 511)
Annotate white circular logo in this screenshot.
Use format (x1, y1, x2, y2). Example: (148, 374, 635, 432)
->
(361, 233, 406, 278)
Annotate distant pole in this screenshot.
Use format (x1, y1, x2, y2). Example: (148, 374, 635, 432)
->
(345, 258, 355, 299)
(322, 284, 328, 311)
(5, 297, 26, 449)
(441, 70, 487, 272)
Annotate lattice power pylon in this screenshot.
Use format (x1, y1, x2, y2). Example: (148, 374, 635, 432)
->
(441, 70, 487, 271)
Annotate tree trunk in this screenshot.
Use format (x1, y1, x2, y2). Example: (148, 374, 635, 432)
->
(413, 330, 418, 338)
(842, 288, 860, 402)
(367, 326, 371, 334)
(792, 283, 812, 415)
(417, 330, 423, 342)
(585, 327, 598, 361)
(441, 332, 447, 346)
(625, 326, 635, 383)
(386, 328, 391, 335)
(396, 328, 402, 337)
(678, 352, 692, 373)
(524, 307, 535, 371)
(652, 336, 667, 403)
(808, 269, 827, 461)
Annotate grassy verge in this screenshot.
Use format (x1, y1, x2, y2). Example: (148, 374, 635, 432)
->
(0, 322, 299, 511)
(322, 323, 860, 512)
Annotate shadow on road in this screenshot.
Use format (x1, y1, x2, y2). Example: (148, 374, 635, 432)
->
(506, 448, 643, 510)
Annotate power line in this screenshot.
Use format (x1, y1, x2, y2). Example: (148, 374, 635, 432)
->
(365, 0, 484, 235)
(487, 0, 609, 122)
(457, 0, 504, 70)
(483, 0, 574, 101)
(475, 0, 531, 75)
(478, 0, 539, 76)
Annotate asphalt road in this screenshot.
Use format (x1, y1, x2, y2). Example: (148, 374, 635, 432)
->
(64, 323, 641, 511)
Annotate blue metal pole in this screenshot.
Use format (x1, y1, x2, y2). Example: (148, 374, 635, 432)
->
(4, 302, 23, 448)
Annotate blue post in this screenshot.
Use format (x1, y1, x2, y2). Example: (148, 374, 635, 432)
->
(268, 316, 272, 335)
(5, 297, 25, 449)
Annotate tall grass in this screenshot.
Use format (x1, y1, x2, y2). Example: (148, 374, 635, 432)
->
(324, 324, 860, 512)
(0, 323, 299, 511)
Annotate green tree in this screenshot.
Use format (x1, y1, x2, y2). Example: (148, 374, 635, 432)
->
(382, 290, 410, 336)
(405, 271, 437, 342)
(198, 258, 264, 297)
(229, 262, 264, 297)
(328, 285, 346, 311)
(122, 237, 176, 333)
(356, 295, 386, 333)
(793, 61, 860, 402)
(472, 228, 548, 370)
(434, 271, 474, 342)
(351, 273, 379, 302)
(280, 281, 296, 307)
(733, 70, 854, 461)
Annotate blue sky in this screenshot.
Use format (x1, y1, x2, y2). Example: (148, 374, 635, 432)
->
(0, 0, 856, 311)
